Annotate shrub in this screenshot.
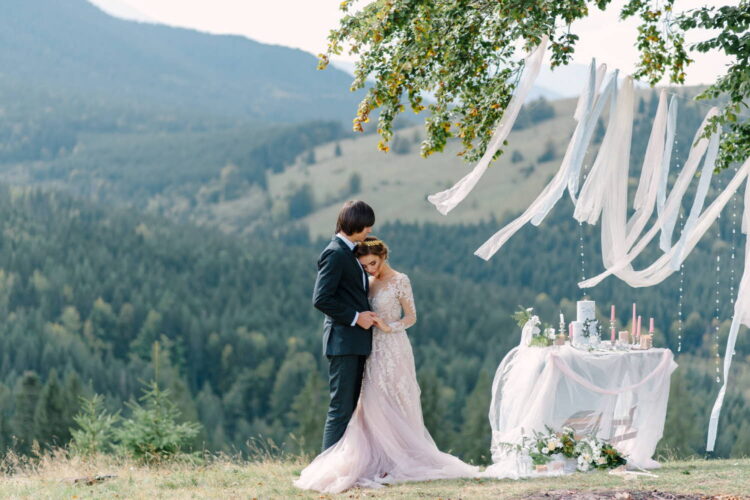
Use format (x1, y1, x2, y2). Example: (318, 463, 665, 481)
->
(114, 381, 201, 464)
(69, 394, 120, 457)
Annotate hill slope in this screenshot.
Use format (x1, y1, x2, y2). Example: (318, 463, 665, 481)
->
(0, 0, 360, 123)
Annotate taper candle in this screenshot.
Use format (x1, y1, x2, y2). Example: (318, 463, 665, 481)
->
(637, 315, 642, 340)
(649, 317, 654, 333)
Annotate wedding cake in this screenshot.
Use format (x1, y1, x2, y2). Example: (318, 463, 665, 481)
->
(571, 299, 597, 346)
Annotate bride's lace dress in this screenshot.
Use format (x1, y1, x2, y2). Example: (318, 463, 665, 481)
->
(294, 272, 479, 493)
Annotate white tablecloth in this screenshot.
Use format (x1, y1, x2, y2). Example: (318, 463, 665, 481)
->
(485, 343, 677, 478)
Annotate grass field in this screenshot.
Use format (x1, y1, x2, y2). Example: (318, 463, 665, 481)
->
(266, 99, 580, 238)
(2, 454, 748, 499)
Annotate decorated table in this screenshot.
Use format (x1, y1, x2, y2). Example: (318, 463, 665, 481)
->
(484, 302, 678, 479)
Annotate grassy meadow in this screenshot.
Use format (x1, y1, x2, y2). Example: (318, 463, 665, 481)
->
(1, 454, 748, 499)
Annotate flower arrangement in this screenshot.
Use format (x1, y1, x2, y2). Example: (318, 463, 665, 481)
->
(527, 426, 577, 465)
(513, 306, 556, 347)
(512, 306, 534, 327)
(502, 426, 626, 472)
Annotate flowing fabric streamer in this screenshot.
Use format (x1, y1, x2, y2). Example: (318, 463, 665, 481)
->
(567, 63, 611, 202)
(579, 157, 750, 289)
(597, 78, 635, 272)
(658, 96, 679, 250)
(573, 76, 627, 225)
(625, 90, 670, 251)
(707, 173, 750, 452)
(473, 63, 614, 260)
(427, 36, 548, 215)
(670, 131, 720, 270)
(577, 108, 721, 288)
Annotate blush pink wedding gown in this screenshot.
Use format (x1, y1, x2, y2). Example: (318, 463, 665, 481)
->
(294, 272, 479, 493)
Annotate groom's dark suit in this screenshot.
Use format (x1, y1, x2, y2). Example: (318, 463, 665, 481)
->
(313, 235, 372, 451)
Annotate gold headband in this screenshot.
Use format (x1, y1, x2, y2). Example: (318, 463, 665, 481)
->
(360, 240, 385, 247)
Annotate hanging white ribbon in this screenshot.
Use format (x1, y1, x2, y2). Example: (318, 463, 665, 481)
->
(658, 96, 679, 250)
(573, 76, 627, 226)
(625, 90, 670, 252)
(473, 63, 614, 260)
(577, 108, 720, 289)
(567, 63, 611, 202)
(427, 36, 548, 215)
(707, 171, 750, 452)
(580, 156, 750, 289)
(670, 131, 720, 270)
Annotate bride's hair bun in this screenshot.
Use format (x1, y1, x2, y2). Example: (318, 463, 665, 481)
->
(355, 236, 389, 260)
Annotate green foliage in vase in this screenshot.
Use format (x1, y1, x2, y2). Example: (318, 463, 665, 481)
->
(512, 306, 534, 328)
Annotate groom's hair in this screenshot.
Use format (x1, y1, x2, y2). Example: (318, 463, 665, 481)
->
(336, 200, 375, 235)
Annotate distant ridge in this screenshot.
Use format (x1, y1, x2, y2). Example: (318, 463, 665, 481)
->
(0, 0, 361, 124)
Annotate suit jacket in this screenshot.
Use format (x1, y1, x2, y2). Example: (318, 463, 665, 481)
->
(313, 236, 372, 356)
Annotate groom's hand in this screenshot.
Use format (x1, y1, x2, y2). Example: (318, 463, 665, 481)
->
(356, 311, 376, 329)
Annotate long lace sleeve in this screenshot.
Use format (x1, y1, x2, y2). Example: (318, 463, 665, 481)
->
(387, 274, 417, 331)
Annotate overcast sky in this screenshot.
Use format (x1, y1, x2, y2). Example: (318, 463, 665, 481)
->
(89, 0, 733, 86)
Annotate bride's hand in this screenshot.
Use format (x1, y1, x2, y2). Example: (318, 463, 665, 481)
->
(373, 315, 392, 333)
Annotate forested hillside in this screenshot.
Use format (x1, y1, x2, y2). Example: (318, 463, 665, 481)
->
(0, 0, 745, 468)
(0, 185, 747, 462)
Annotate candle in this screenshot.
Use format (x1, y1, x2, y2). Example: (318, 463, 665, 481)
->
(649, 317, 654, 333)
(619, 330, 629, 344)
(568, 322, 572, 339)
(611, 304, 615, 322)
(640, 334, 653, 350)
(560, 313, 565, 325)
(637, 315, 642, 340)
(632, 303, 636, 339)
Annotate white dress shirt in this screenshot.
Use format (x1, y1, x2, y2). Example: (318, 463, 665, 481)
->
(336, 233, 367, 326)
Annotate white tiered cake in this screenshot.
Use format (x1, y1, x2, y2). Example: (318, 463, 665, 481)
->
(571, 300, 597, 346)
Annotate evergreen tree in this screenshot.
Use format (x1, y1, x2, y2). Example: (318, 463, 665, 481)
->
(288, 184, 315, 219)
(304, 149, 316, 165)
(33, 369, 72, 448)
(657, 370, 702, 457)
(12, 371, 42, 454)
(455, 371, 491, 465)
(537, 140, 557, 163)
(289, 370, 327, 454)
(418, 367, 454, 450)
(349, 173, 362, 195)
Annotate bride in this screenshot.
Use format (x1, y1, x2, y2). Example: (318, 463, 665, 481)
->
(294, 236, 479, 493)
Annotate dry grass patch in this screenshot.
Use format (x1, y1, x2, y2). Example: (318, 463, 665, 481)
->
(0, 453, 748, 499)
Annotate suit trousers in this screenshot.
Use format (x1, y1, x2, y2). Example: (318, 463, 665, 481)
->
(321, 354, 367, 451)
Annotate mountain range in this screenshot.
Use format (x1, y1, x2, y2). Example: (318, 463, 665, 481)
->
(0, 0, 361, 123)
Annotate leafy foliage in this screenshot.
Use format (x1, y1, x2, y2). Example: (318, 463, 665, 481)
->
(633, 1, 749, 171)
(324, 0, 746, 170)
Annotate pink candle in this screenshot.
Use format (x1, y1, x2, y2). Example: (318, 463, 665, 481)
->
(568, 322, 572, 339)
(649, 317, 654, 333)
(637, 315, 642, 339)
(611, 304, 615, 322)
(632, 303, 637, 338)
(610, 326, 616, 344)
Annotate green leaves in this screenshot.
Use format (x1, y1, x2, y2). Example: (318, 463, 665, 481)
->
(636, 1, 750, 171)
(326, 0, 748, 171)
(325, 0, 582, 161)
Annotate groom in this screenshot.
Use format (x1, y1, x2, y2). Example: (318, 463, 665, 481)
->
(313, 200, 376, 451)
